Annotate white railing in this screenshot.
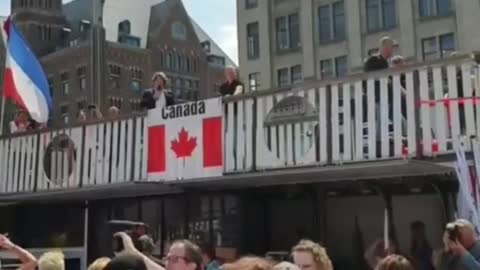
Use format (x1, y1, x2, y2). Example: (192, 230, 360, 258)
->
(1, 55, 480, 194)
(0, 116, 147, 193)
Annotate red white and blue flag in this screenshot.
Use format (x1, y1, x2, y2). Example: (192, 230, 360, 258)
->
(1, 17, 52, 123)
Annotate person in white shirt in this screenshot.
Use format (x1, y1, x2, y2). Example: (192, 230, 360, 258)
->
(9, 111, 29, 134)
(141, 72, 175, 110)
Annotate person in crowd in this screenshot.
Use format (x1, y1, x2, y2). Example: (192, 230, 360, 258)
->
(108, 106, 120, 118)
(114, 232, 165, 270)
(200, 244, 221, 270)
(0, 234, 37, 270)
(77, 110, 87, 122)
(9, 111, 29, 133)
(376, 255, 413, 270)
(222, 257, 273, 270)
(409, 221, 435, 270)
(364, 237, 398, 270)
(219, 66, 243, 96)
(88, 258, 111, 270)
(38, 251, 65, 270)
(104, 254, 147, 270)
(88, 105, 103, 120)
(274, 261, 301, 270)
(292, 239, 333, 270)
(437, 219, 480, 270)
(138, 235, 164, 266)
(165, 240, 202, 270)
(391, 55, 406, 69)
(364, 36, 395, 72)
(141, 72, 175, 110)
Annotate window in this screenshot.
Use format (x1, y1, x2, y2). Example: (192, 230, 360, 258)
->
(247, 22, 260, 59)
(419, 0, 451, 17)
(77, 66, 86, 91)
(130, 80, 141, 92)
(248, 73, 260, 91)
(277, 68, 289, 87)
(318, 6, 331, 42)
(174, 78, 183, 98)
(118, 35, 140, 48)
(320, 59, 333, 79)
(60, 105, 69, 124)
(166, 53, 172, 69)
(109, 64, 121, 89)
(80, 21, 90, 33)
(276, 13, 301, 51)
(178, 54, 184, 71)
(159, 52, 164, 67)
(439, 33, 455, 57)
(422, 33, 455, 60)
(118, 20, 131, 35)
(246, 0, 258, 9)
(184, 80, 193, 100)
(422, 37, 438, 61)
(201, 41, 211, 53)
(290, 65, 303, 84)
(335, 56, 348, 77)
(318, 2, 345, 43)
(186, 58, 191, 72)
(172, 54, 178, 70)
(207, 55, 226, 67)
(60, 72, 69, 96)
(193, 59, 199, 73)
(172, 21, 187, 40)
(367, 0, 396, 32)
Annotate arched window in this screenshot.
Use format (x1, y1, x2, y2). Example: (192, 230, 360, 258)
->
(118, 20, 131, 35)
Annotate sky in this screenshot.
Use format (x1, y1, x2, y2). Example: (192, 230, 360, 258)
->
(0, 0, 239, 64)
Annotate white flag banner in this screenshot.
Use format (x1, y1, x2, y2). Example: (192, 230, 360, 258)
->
(455, 143, 480, 233)
(471, 139, 480, 211)
(146, 98, 224, 181)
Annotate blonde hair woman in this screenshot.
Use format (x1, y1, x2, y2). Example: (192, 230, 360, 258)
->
(88, 258, 111, 270)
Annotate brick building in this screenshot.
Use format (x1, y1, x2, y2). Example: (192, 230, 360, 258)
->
(0, 0, 234, 129)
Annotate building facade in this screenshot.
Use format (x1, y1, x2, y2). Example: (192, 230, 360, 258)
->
(237, 0, 480, 92)
(1, 0, 234, 129)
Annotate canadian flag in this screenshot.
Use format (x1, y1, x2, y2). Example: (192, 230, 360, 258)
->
(147, 98, 224, 181)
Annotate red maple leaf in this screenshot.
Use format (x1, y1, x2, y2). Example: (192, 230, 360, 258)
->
(171, 128, 197, 158)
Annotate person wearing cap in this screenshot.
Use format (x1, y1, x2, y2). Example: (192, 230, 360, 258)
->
(138, 235, 164, 266)
(437, 219, 480, 270)
(364, 36, 395, 72)
(141, 72, 175, 110)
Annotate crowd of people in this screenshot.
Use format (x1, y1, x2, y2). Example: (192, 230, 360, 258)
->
(1, 219, 480, 270)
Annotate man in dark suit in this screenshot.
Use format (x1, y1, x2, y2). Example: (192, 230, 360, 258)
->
(141, 72, 175, 110)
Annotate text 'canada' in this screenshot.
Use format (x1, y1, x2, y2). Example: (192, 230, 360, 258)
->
(161, 101, 206, 119)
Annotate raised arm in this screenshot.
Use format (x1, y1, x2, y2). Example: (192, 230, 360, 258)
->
(0, 234, 37, 270)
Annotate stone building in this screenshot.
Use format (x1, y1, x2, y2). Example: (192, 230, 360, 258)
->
(237, 0, 480, 92)
(0, 0, 234, 129)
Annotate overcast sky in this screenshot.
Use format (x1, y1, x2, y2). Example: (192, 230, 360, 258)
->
(0, 0, 238, 63)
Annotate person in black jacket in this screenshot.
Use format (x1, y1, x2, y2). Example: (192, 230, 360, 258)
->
(219, 66, 243, 96)
(141, 71, 175, 110)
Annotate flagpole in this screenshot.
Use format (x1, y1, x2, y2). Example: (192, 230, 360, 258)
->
(0, 96, 5, 136)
